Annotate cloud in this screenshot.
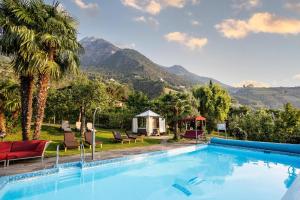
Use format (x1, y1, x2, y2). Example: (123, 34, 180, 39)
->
(164, 32, 208, 50)
(191, 20, 200, 26)
(232, 0, 260, 11)
(133, 16, 160, 27)
(115, 42, 136, 49)
(216, 12, 300, 39)
(293, 74, 300, 80)
(146, 1, 161, 15)
(191, 0, 201, 5)
(73, 0, 98, 10)
(233, 80, 270, 88)
(285, 1, 300, 13)
(121, 0, 197, 15)
(133, 16, 147, 22)
(163, 0, 186, 8)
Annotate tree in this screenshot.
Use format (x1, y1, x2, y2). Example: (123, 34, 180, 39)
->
(193, 82, 231, 133)
(274, 103, 300, 142)
(126, 91, 150, 114)
(32, 1, 81, 139)
(0, 0, 40, 140)
(70, 77, 109, 138)
(0, 78, 20, 133)
(159, 92, 195, 140)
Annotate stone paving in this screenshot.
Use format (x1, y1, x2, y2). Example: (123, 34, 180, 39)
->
(0, 142, 200, 177)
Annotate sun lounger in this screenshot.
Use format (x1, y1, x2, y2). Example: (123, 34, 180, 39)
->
(137, 128, 147, 136)
(126, 131, 144, 143)
(75, 121, 81, 131)
(85, 131, 103, 149)
(63, 132, 80, 152)
(61, 120, 72, 132)
(87, 122, 95, 132)
(112, 131, 132, 144)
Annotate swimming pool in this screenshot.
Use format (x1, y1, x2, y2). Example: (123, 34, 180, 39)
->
(0, 144, 300, 200)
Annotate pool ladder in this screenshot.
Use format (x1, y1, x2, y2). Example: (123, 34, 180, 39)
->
(55, 145, 60, 168)
(80, 143, 85, 165)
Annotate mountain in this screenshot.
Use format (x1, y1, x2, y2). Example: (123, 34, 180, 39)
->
(164, 65, 231, 88)
(80, 37, 120, 66)
(2, 37, 299, 109)
(231, 87, 300, 109)
(79, 37, 226, 96)
(100, 49, 189, 86)
(78, 37, 300, 108)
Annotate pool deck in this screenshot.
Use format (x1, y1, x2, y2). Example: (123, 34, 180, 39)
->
(0, 142, 198, 177)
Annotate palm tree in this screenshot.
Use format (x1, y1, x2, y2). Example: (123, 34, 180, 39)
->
(32, 1, 81, 139)
(0, 79, 20, 133)
(159, 92, 193, 140)
(0, 0, 80, 140)
(0, 0, 41, 140)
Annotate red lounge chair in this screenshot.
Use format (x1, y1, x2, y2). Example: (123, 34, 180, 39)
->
(181, 130, 204, 140)
(85, 131, 103, 149)
(0, 142, 12, 167)
(0, 140, 50, 167)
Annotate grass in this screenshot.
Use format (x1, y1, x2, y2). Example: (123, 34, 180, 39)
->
(4, 124, 165, 157)
(4, 125, 233, 158)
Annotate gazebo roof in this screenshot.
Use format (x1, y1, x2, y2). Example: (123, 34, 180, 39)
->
(136, 110, 160, 117)
(181, 116, 206, 122)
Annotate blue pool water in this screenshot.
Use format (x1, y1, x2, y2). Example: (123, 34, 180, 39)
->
(1, 145, 300, 200)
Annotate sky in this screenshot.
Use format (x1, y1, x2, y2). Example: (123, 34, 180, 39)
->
(47, 0, 300, 87)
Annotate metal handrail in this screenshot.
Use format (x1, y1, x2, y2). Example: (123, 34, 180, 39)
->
(55, 145, 60, 167)
(80, 143, 85, 164)
(92, 107, 101, 160)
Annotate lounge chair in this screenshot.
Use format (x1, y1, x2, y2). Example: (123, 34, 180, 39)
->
(63, 132, 80, 152)
(137, 129, 148, 136)
(152, 129, 160, 136)
(181, 130, 205, 140)
(61, 120, 72, 132)
(126, 131, 144, 143)
(87, 122, 95, 132)
(75, 121, 81, 131)
(85, 131, 103, 149)
(0, 140, 50, 167)
(112, 131, 132, 144)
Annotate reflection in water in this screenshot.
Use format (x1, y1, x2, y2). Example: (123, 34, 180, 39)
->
(284, 167, 297, 188)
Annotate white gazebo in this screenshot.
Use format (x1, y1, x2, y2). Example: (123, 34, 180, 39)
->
(132, 110, 166, 136)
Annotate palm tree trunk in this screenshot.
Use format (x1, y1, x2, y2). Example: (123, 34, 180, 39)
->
(12, 110, 19, 128)
(20, 75, 34, 141)
(33, 73, 50, 140)
(80, 106, 86, 139)
(0, 108, 6, 133)
(174, 121, 179, 140)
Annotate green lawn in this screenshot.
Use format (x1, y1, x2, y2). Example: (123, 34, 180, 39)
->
(4, 124, 165, 157)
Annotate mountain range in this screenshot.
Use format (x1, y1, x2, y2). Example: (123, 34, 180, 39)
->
(79, 37, 300, 109)
(1, 37, 299, 109)
(80, 37, 230, 97)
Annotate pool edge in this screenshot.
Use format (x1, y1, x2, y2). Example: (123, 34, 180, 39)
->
(0, 144, 205, 192)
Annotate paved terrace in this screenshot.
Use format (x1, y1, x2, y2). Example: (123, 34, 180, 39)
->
(0, 142, 200, 177)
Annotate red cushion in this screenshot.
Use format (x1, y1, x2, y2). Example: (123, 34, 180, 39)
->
(183, 130, 203, 138)
(7, 151, 41, 160)
(0, 153, 7, 161)
(11, 140, 45, 152)
(35, 141, 47, 153)
(0, 142, 12, 153)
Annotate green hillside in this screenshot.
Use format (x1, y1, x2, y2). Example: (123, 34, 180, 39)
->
(232, 87, 300, 109)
